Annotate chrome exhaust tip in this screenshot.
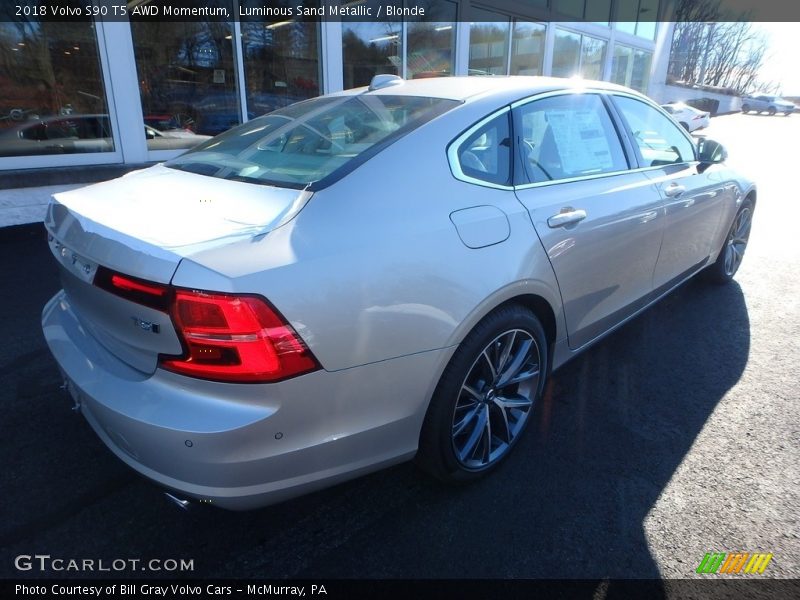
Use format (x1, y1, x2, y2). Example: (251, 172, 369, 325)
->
(164, 492, 191, 510)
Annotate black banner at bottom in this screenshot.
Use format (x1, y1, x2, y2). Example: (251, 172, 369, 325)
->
(5, 579, 800, 600)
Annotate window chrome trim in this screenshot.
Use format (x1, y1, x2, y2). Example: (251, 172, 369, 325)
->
(510, 86, 621, 110)
(448, 87, 700, 192)
(513, 163, 701, 191)
(447, 106, 513, 191)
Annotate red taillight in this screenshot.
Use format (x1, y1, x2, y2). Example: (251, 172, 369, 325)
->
(111, 274, 168, 297)
(94, 266, 169, 310)
(94, 267, 319, 383)
(160, 290, 319, 383)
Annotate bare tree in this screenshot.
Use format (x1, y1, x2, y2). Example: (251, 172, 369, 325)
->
(668, 0, 776, 94)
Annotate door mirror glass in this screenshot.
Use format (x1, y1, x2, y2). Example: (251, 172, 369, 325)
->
(697, 138, 727, 163)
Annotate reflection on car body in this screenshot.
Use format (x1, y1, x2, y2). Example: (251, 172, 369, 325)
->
(41, 76, 756, 510)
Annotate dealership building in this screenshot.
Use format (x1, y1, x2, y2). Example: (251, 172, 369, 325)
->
(0, 0, 677, 225)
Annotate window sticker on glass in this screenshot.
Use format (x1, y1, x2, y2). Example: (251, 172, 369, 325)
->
(545, 109, 614, 175)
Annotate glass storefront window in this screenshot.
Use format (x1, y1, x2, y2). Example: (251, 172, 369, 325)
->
(634, 19, 657, 42)
(556, 0, 586, 19)
(239, 1, 321, 117)
(615, 22, 637, 36)
(552, 29, 607, 80)
(406, 0, 457, 79)
(586, 0, 613, 24)
(581, 36, 607, 80)
(510, 22, 546, 76)
(131, 0, 238, 148)
(552, 29, 581, 77)
(0, 3, 112, 158)
(342, 0, 402, 89)
(555, 0, 612, 23)
(611, 45, 633, 84)
(615, 0, 658, 40)
(611, 45, 652, 92)
(468, 8, 511, 76)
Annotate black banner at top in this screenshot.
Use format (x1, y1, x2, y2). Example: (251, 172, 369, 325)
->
(3, 0, 800, 24)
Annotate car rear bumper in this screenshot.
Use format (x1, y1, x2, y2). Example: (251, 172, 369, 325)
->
(42, 290, 449, 510)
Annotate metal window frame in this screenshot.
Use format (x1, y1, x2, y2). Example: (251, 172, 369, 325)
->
(0, 17, 126, 171)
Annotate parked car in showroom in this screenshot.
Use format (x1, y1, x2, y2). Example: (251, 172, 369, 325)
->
(741, 94, 796, 115)
(0, 115, 210, 156)
(0, 114, 112, 156)
(660, 102, 710, 132)
(144, 125, 211, 151)
(42, 76, 755, 510)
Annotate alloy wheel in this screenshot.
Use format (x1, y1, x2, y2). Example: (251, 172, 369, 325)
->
(451, 329, 541, 470)
(724, 206, 752, 277)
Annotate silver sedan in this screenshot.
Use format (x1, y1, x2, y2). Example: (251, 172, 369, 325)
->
(42, 76, 755, 510)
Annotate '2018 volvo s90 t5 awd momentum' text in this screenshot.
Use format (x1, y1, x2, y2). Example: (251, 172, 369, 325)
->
(42, 76, 755, 509)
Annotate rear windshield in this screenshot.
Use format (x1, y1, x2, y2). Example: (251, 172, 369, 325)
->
(166, 95, 460, 190)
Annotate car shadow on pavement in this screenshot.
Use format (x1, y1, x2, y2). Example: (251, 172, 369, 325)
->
(1, 226, 750, 590)
(270, 276, 751, 587)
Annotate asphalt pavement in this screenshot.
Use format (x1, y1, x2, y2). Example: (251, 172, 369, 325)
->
(1, 113, 798, 585)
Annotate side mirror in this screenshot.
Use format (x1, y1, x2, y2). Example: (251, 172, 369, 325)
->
(697, 138, 727, 164)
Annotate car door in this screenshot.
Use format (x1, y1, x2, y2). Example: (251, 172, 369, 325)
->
(512, 92, 665, 350)
(610, 94, 728, 290)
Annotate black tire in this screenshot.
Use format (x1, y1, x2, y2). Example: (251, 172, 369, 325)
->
(768, 107, 776, 116)
(705, 198, 754, 284)
(416, 304, 548, 483)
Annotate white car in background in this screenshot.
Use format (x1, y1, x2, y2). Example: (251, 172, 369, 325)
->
(660, 102, 711, 132)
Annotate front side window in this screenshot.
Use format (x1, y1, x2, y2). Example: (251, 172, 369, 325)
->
(167, 95, 459, 189)
(613, 96, 695, 167)
(455, 112, 511, 186)
(514, 94, 628, 183)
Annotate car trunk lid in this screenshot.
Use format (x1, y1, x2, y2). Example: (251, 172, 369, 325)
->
(44, 164, 312, 374)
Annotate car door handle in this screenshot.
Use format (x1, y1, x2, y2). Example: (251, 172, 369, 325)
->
(664, 183, 686, 198)
(547, 209, 587, 228)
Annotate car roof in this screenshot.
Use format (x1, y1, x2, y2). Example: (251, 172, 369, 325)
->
(329, 76, 642, 104)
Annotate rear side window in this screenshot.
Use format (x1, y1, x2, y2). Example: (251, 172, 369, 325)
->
(455, 112, 511, 186)
(166, 95, 459, 189)
(514, 94, 628, 183)
(613, 96, 695, 167)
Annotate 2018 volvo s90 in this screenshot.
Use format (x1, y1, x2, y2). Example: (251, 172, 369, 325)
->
(42, 76, 755, 509)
